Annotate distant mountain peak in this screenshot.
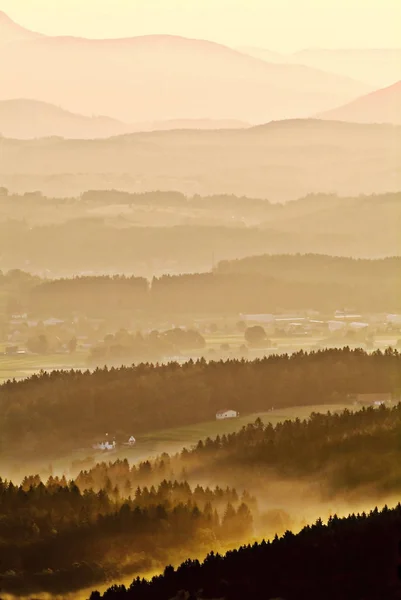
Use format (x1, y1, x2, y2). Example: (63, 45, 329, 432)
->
(317, 80, 401, 125)
(0, 10, 13, 22)
(0, 10, 43, 42)
(0, 12, 371, 125)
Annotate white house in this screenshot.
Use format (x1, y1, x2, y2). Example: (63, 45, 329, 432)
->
(354, 392, 392, 406)
(93, 440, 116, 451)
(128, 436, 136, 446)
(216, 409, 238, 420)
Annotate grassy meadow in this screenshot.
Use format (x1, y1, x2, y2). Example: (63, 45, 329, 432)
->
(3, 402, 356, 483)
(1, 328, 399, 384)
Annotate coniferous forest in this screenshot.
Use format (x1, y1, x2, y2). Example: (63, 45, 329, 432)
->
(2, 399, 401, 595)
(1, 348, 400, 457)
(89, 504, 401, 600)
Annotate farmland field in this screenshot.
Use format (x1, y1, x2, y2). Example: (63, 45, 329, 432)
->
(3, 402, 356, 482)
(100, 402, 356, 463)
(1, 329, 399, 384)
(0, 351, 88, 383)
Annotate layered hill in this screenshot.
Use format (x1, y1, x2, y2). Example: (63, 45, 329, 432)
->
(132, 118, 250, 131)
(1, 120, 400, 200)
(317, 81, 401, 124)
(0, 99, 249, 139)
(0, 99, 130, 139)
(92, 504, 401, 600)
(0, 12, 368, 123)
(0, 9, 42, 43)
(292, 48, 401, 89)
(240, 45, 401, 88)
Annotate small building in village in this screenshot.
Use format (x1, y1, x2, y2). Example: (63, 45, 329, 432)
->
(353, 392, 392, 406)
(93, 440, 116, 451)
(216, 409, 239, 420)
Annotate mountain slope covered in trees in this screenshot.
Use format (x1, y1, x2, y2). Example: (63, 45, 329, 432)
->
(89, 503, 401, 600)
(2, 254, 401, 318)
(1, 348, 400, 458)
(4, 401, 401, 595)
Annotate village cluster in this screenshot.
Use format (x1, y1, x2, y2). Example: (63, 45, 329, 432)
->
(3, 310, 401, 360)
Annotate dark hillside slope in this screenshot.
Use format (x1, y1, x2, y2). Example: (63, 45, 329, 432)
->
(1, 348, 400, 458)
(91, 503, 401, 600)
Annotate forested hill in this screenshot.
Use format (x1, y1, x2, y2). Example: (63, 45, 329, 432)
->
(174, 401, 401, 496)
(1, 191, 400, 275)
(1, 120, 400, 200)
(4, 401, 401, 595)
(1, 348, 400, 458)
(3, 253, 401, 317)
(75, 401, 401, 499)
(215, 253, 401, 281)
(91, 503, 401, 600)
(0, 476, 254, 595)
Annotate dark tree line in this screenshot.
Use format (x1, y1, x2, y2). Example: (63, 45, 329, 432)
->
(177, 402, 401, 495)
(89, 503, 401, 600)
(28, 259, 401, 315)
(0, 476, 252, 595)
(1, 191, 400, 274)
(76, 400, 401, 499)
(2, 253, 401, 318)
(1, 348, 400, 457)
(216, 252, 401, 282)
(88, 327, 206, 365)
(3, 398, 401, 596)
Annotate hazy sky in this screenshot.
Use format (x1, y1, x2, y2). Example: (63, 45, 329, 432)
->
(3, 0, 401, 51)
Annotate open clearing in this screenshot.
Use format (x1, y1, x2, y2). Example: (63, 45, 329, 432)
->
(0, 351, 88, 383)
(2, 402, 356, 481)
(1, 331, 399, 384)
(102, 403, 355, 463)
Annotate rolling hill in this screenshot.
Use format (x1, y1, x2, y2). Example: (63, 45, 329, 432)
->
(240, 45, 401, 88)
(0, 99, 249, 139)
(92, 503, 401, 600)
(0, 119, 400, 200)
(0, 9, 42, 43)
(131, 118, 250, 131)
(317, 81, 401, 125)
(292, 48, 401, 89)
(0, 11, 368, 123)
(0, 99, 130, 139)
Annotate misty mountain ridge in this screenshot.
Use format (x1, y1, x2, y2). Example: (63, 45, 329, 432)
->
(240, 45, 401, 88)
(0, 9, 43, 43)
(0, 11, 369, 123)
(1, 119, 400, 201)
(0, 99, 129, 139)
(317, 80, 401, 125)
(0, 98, 250, 139)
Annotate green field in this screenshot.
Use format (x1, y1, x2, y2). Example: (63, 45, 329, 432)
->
(205, 331, 400, 352)
(109, 402, 355, 459)
(0, 351, 88, 382)
(3, 402, 355, 482)
(1, 331, 398, 384)
(100, 403, 354, 465)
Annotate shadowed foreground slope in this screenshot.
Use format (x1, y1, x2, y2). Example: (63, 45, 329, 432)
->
(90, 504, 401, 600)
(1, 348, 400, 458)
